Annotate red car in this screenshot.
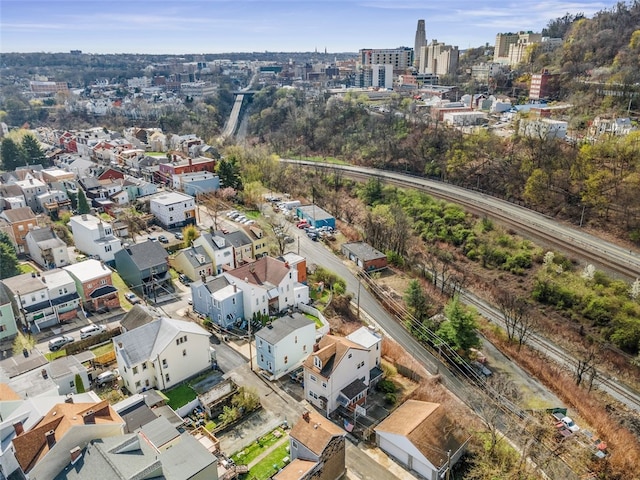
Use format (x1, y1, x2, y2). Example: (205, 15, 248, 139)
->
(297, 220, 309, 228)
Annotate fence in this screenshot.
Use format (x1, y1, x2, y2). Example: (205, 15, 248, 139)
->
(297, 303, 330, 337)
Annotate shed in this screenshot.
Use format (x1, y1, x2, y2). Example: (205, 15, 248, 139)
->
(341, 242, 387, 272)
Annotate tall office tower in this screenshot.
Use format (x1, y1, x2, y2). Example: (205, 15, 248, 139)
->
(414, 19, 427, 67)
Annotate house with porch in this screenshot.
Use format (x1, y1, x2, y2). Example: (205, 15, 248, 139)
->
(24, 227, 70, 269)
(69, 214, 122, 264)
(2, 272, 58, 332)
(63, 259, 120, 313)
(114, 240, 172, 302)
(191, 276, 244, 330)
(171, 245, 214, 282)
(0, 283, 20, 341)
(192, 232, 234, 274)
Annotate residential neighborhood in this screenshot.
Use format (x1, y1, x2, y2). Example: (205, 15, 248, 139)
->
(1, 4, 640, 480)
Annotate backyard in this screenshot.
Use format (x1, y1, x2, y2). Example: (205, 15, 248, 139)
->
(231, 427, 290, 480)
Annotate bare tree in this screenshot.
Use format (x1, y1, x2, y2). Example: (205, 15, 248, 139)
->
(574, 346, 598, 388)
(265, 215, 292, 256)
(494, 290, 526, 342)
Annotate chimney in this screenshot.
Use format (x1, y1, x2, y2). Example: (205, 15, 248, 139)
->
(302, 411, 310, 423)
(82, 410, 95, 424)
(70, 446, 82, 465)
(65, 394, 74, 404)
(13, 422, 24, 436)
(31, 272, 36, 278)
(188, 158, 192, 167)
(233, 283, 237, 293)
(313, 343, 320, 352)
(45, 430, 56, 449)
(41, 368, 48, 378)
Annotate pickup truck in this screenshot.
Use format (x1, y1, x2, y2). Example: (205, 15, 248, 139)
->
(551, 409, 580, 434)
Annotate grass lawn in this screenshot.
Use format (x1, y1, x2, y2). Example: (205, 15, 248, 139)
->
(111, 271, 132, 311)
(296, 155, 348, 165)
(90, 342, 114, 357)
(247, 443, 290, 480)
(231, 428, 287, 466)
(245, 210, 261, 220)
(304, 313, 324, 329)
(18, 263, 36, 274)
(165, 384, 198, 410)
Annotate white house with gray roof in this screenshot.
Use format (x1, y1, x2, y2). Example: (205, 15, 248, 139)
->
(24, 227, 70, 269)
(255, 313, 316, 380)
(192, 232, 234, 274)
(113, 317, 211, 393)
(69, 214, 122, 263)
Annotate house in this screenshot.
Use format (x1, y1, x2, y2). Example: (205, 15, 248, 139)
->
(346, 326, 383, 387)
(274, 410, 346, 480)
(0, 207, 39, 254)
(149, 191, 196, 230)
(46, 355, 91, 395)
(303, 330, 382, 416)
(341, 242, 387, 272)
(0, 388, 106, 479)
(255, 313, 316, 380)
(295, 205, 336, 230)
(223, 256, 309, 319)
(24, 227, 70, 269)
(191, 276, 244, 330)
(172, 245, 214, 281)
(53, 430, 218, 480)
(0, 283, 20, 341)
(279, 252, 307, 284)
(119, 304, 157, 332)
(40, 268, 81, 323)
(113, 317, 211, 393)
(63, 259, 120, 313)
(11, 399, 124, 480)
(242, 225, 269, 259)
(193, 232, 235, 274)
(518, 118, 567, 140)
(36, 189, 72, 216)
(176, 171, 220, 196)
(374, 400, 469, 480)
(2, 272, 57, 332)
(114, 240, 172, 301)
(13, 177, 47, 213)
(215, 229, 254, 267)
(69, 214, 122, 264)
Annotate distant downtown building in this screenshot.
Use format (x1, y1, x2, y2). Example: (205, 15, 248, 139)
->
(494, 31, 542, 66)
(418, 40, 459, 76)
(359, 47, 413, 72)
(414, 20, 427, 68)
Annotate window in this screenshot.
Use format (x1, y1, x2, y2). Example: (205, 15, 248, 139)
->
(145, 379, 150, 387)
(142, 362, 147, 370)
(162, 359, 168, 368)
(322, 381, 327, 388)
(183, 349, 187, 356)
(260, 354, 264, 362)
(314, 357, 321, 369)
(70, 380, 75, 388)
(165, 373, 170, 382)
(267, 345, 271, 353)
(348, 353, 352, 359)
(105, 245, 112, 252)
(310, 375, 317, 383)
(294, 336, 298, 344)
(303, 344, 307, 352)
(259, 339, 263, 347)
(0, 325, 5, 332)
(135, 381, 141, 388)
(100, 279, 107, 285)
(133, 366, 138, 375)
(169, 207, 174, 211)
(232, 298, 236, 305)
(284, 356, 288, 364)
(292, 441, 298, 449)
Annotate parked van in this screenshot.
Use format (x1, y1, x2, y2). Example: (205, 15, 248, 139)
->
(48, 335, 74, 352)
(80, 324, 107, 339)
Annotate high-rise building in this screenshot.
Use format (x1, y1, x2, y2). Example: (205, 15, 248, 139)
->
(414, 20, 427, 68)
(419, 40, 459, 76)
(494, 31, 542, 66)
(359, 47, 413, 71)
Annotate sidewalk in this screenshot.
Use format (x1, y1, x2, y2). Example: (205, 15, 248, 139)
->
(246, 435, 289, 469)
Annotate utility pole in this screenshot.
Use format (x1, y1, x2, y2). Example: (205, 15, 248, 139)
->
(248, 318, 253, 371)
(356, 273, 361, 321)
(445, 450, 451, 480)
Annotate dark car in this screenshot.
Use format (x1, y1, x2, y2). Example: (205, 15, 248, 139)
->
(174, 232, 184, 240)
(158, 235, 169, 243)
(179, 273, 190, 285)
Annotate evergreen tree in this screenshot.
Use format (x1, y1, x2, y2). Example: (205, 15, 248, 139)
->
(436, 296, 480, 353)
(77, 188, 91, 214)
(217, 158, 243, 190)
(0, 242, 20, 279)
(405, 279, 429, 322)
(21, 134, 46, 166)
(0, 138, 25, 171)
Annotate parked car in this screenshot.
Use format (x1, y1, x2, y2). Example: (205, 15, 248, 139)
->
(226, 210, 239, 218)
(174, 232, 184, 240)
(147, 236, 157, 242)
(178, 273, 190, 285)
(561, 417, 580, 433)
(158, 235, 169, 243)
(95, 369, 119, 387)
(48, 335, 74, 352)
(125, 292, 141, 304)
(284, 236, 295, 244)
(187, 297, 193, 305)
(79, 324, 107, 339)
(296, 220, 309, 229)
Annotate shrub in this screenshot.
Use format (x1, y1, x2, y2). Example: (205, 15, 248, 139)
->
(376, 379, 397, 394)
(384, 392, 397, 405)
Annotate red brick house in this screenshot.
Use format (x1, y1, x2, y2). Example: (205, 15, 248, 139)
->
(341, 242, 388, 272)
(0, 207, 40, 254)
(63, 259, 120, 312)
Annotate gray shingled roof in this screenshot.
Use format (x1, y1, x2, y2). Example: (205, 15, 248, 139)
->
(119, 305, 156, 332)
(114, 317, 209, 368)
(121, 240, 168, 270)
(214, 229, 252, 248)
(176, 245, 211, 268)
(255, 313, 314, 345)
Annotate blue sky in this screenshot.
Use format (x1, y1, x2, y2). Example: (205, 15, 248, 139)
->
(1, 1, 617, 54)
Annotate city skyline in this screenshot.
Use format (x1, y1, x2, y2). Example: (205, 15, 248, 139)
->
(2, 0, 617, 55)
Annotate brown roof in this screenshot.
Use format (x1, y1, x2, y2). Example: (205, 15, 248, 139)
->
(273, 459, 317, 480)
(375, 400, 468, 468)
(302, 335, 366, 378)
(13, 400, 123, 473)
(1, 207, 36, 223)
(227, 256, 289, 288)
(289, 410, 344, 457)
(0, 383, 21, 401)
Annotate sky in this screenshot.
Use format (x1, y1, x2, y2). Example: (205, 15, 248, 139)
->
(0, 0, 621, 55)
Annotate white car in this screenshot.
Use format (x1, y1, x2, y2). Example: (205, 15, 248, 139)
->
(80, 324, 107, 339)
(561, 417, 580, 433)
(95, 369, 120, 387)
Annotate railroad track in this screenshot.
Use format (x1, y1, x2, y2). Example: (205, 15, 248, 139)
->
(284, 159, 640, 412)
